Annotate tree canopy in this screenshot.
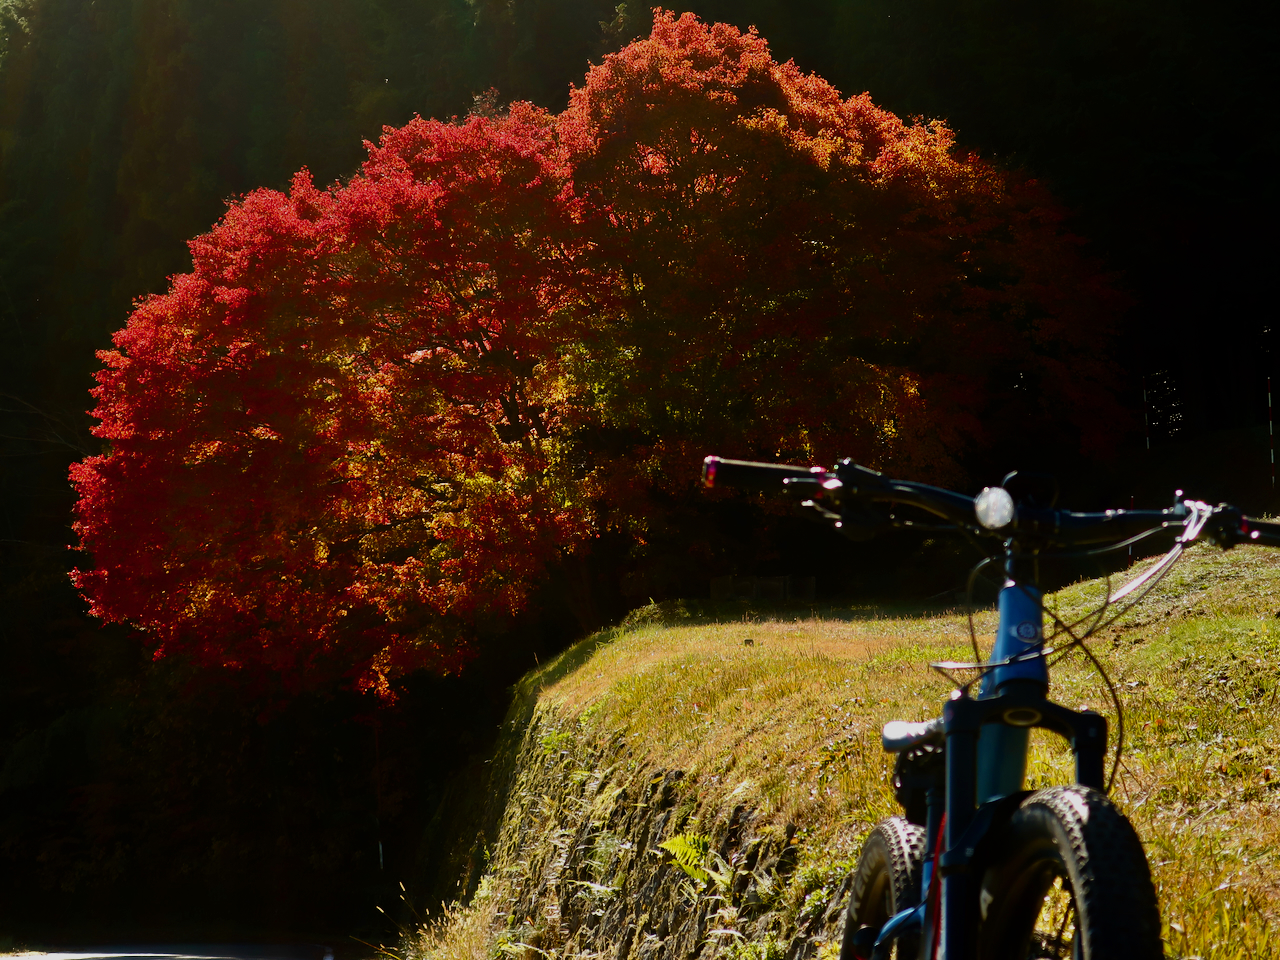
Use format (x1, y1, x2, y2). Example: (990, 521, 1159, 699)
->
(70, 103, 599, 695)
(70, 11, 1121, 695)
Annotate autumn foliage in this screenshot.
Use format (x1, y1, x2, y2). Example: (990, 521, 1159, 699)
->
(70, 11, 1122, 695)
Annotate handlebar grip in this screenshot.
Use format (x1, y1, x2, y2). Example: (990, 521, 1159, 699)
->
(702, 456, 819, 491)
(1240, 516, 1280, 547)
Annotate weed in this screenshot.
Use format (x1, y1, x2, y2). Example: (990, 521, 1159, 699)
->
(539, 729, 573, 755)
(399, 882, 500, 960)
(585, 829, 624, 883)
(784, 853, 857, 926)
(727, 937, 787, 960)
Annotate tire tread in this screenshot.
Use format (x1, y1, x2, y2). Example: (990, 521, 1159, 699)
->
(979, 785, 1162, 960)
(841, 816, 927, 960)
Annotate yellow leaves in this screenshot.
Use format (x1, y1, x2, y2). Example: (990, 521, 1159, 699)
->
(737, 106, 790, 139)
(182, 580, 219, 620)
(736, 107, 849, 172)
(184, 439, 224, 465)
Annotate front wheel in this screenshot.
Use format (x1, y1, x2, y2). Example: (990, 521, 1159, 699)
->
(977, 786, 1163, 960)
(839, 816, 926, 960)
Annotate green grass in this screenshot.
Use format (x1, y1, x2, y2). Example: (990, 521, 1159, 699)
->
(405, 542, 1280, 960)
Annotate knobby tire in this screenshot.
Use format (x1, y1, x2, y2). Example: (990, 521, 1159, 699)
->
(839, 816, 926, 960)
(977, 785, 1163, 960)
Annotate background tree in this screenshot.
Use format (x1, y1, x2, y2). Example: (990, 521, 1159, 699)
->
(555, 11, 1124, 594)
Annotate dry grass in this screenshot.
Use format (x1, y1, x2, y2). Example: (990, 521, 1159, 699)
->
(537, 608, 973, 835)
(395, 878, 502, 960)
(406, 542, 1280, 960)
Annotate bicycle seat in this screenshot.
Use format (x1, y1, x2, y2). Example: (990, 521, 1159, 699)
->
(882, 717, 945, 752)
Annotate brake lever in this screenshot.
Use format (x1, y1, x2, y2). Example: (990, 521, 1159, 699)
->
(782, 474, 891, 541)
(782, 475, 843, 525)
(1203, 504, 1248, 550)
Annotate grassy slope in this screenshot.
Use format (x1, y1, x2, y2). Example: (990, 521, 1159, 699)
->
(413, 543, 1280, 960)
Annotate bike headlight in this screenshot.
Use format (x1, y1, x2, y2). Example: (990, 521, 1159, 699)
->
(975, 486, 1015, 530)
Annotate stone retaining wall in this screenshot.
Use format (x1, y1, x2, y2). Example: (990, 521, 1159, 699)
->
(481, 711, 856, 960)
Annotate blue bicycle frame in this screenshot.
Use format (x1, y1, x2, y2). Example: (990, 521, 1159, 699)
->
(870, 566, 1107, 960)
(700, 454, 1280, 959)
(935, 576, 1106, 959)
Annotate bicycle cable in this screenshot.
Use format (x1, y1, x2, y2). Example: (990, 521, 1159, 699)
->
(1038, 504, 1211, 791)
(1052, 500, 1211, 641)
(1018, 585, 1126, 792)
(1046, 524, 1172, 561)
(964, 555, 999, 663)
(959, 505, 1209, 794)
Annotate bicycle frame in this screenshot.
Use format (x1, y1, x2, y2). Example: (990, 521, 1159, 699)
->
(876, 551, 1109, 960)
(699, 454, 1280, 959)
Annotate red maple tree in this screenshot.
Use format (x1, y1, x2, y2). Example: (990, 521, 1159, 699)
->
(560, 10, 1123, 500)
(71, 103, 597, 696)
(71, 11, 1123, 695)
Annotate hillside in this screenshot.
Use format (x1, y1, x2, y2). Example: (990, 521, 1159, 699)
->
(401, 543, 1280, 960)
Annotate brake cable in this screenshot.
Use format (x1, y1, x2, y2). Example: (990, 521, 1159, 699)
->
(964, 503, 1213, 793)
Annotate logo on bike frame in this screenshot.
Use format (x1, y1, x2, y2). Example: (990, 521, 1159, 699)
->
(1014, 621, 1039, 642)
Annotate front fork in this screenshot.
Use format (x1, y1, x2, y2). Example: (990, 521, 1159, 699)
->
(870, 579, 1108, 959)
(939, 579, 1050, 959)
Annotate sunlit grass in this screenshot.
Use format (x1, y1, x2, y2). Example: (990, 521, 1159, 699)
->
(398, 883, 502, 960)
(404, 543, 1280, 960)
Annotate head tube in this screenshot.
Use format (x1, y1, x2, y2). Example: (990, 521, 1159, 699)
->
(980, 581, 1049, 697)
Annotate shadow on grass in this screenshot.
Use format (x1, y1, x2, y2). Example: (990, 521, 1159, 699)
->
(507, 634, 608, 726)
(609, 596, 998, 631)
(431, 627, 637, 905)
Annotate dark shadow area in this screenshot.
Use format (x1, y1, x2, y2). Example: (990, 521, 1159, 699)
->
(4, 946, 338, 960)
(0, 533, 575, 945)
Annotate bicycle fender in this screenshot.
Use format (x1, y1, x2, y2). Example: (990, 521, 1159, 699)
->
(871, 903, 924, 960)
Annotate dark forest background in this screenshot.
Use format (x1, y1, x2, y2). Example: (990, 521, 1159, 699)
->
(0, 0, 1275, 945)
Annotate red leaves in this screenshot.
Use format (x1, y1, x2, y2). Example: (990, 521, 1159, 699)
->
(560, 9, 1122, 487)
(72, 105, 596, 697)
(71, 11, 1122, 697)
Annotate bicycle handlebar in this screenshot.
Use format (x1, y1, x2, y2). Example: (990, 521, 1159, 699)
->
(702, 455, 1280, 550)
(701, 457, 821, 491)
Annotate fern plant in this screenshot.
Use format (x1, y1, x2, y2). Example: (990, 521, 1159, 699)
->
(660, 833, 712, 882)
(659, 832, 732, 890)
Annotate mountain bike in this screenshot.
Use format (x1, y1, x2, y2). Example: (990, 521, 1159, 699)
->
(701, 455, 1280, 960)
